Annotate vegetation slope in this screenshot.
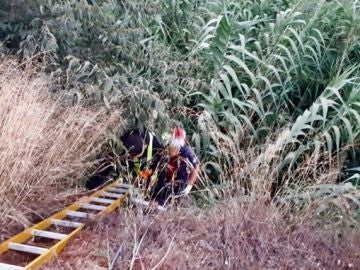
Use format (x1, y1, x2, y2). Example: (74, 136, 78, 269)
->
(0, 0, 360, 269)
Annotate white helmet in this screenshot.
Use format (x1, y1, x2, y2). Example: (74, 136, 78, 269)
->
(170, 127, 186, 148)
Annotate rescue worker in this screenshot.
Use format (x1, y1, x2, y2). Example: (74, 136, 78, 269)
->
(85, 128, 163, 190)
(151, 127, 200, 206)
(120, 128, 164, 192)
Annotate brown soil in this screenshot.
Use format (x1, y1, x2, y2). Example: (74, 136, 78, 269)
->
(0, 249, 39, 267)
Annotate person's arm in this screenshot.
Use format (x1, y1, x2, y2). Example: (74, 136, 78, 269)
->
(181, 162, 199, 195)
(180, 146, 200, 195)
(188, 162, 200, 186)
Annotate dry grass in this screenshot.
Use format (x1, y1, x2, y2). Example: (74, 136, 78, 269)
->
(47, 197, 360, 270)
(0, 59, 123, 231)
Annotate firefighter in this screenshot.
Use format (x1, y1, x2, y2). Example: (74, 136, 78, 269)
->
(85, 128, 163, 191)
(151, 127, 200, 206)
(120, 128, 164, 192)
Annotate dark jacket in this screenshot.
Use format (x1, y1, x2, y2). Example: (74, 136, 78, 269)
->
(120, 129, 164, 174)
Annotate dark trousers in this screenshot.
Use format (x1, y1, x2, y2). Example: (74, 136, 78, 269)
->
(151, 171, 186, 206)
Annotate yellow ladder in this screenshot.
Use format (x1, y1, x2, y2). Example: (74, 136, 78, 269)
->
(0, 179, 130, 270)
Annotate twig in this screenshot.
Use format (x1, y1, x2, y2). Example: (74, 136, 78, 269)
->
(109, 244, 122, 270)
(150, 235, 175, 270)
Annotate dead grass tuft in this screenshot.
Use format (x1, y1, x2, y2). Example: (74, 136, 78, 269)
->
(0, 59, 123, 231)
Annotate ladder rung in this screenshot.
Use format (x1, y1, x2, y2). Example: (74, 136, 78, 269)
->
(31, 229, 67, 240)
(101, 192, 123, 199)
(114, 183, 131, 189)
(0, 262, 24, 270)
(51, 219, 83, 228)
(107, 187, 128, 193)
(9, 243, 48, 255)
(131, 197, 149, 207)
(80, 203, 106, 211)
(66, 210, 96, 218)
(131, 198, 166, 212)
(91, 197, 114, 204)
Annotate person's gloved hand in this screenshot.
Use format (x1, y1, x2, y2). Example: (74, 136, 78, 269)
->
(180, 184, 193, 196)
(139, 169, 153, 179)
